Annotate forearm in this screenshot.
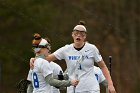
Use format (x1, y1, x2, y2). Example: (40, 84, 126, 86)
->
(97, 60, 113, 86)
(101, 65, 113, 85)
(45, 74, 71, 87)
(27, 83, 33, 93)
(46, 54, 57, 62)
(98, 60, 116, 93)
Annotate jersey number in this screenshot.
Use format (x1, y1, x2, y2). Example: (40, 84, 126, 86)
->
(33, 72, 39, 88)
(95, 74, 98, 80)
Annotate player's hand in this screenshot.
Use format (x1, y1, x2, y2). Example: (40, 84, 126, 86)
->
(108, 84, 116, 93)
(30, 58, 35, 69)
(70, 80, 79, 86)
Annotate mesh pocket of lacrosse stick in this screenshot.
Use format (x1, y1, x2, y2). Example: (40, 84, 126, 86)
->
(16, 79, 31, 93)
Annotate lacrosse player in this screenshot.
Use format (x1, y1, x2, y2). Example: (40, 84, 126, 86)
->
(27, 33, 79, 93)
(30, 21, 116, 93)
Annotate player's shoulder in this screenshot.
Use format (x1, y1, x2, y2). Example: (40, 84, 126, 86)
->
(61, 43, 73, 50)
(50, 61, 55, 65)
(50, 62, 62, 72)
(85, 42, 97, 49)
(36, 57, 47, 62)
(57, 43, 71, 50)
(51, 62, 62, 68)
(35, 58, 49, 65)
(64, 43, 73, 47)
(50, 61, 59, 67)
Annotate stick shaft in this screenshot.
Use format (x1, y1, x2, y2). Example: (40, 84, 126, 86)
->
(73, 86, 76, 93)
(106, 56, 112, 93)
(109, 56, 112, 75)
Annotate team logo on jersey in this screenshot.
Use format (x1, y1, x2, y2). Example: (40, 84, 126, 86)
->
(68, 55, 88, 60)
(68, 56, 80, 60)
(85, 49, 90, 52)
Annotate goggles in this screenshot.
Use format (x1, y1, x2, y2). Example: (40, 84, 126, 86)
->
(32, 43, 51, 51)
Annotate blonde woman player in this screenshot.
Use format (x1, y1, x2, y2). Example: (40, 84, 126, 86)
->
(30, 21, 116, 93)
(27, 33, 79, 93)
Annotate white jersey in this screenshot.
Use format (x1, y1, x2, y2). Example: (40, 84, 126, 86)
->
(53, 42, 102, 92)
(94, 66, 106, 83)
(27, 58, 53, 93)
(50, 62, 63, 93)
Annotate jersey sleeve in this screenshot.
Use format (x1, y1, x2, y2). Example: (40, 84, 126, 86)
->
(98, 68, 106, 83)
(51, 62, 63, 75)
(53, 46, 66, 60)
(55, 64, 63, 74)
(93, 45, 102, 63)
(41, 60, 53, 77)
(27, 69, 32, 81)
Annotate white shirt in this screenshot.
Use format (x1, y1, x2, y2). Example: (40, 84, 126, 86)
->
(53, 42, 102, 92)
(27, 58, 53, 93)
(50, 62, 63, 93)
(94, 66, 106, 83)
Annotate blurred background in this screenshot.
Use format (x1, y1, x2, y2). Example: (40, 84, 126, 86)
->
(0, 0, 139, 93)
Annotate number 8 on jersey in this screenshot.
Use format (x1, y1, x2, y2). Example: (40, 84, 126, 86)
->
(33, 72, 39, 88)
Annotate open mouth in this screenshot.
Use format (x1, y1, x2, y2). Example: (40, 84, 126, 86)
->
(76, 38, 81, 41)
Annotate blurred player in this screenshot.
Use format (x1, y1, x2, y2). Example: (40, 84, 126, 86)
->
(94, 66, 108, 93)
